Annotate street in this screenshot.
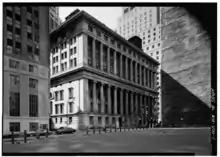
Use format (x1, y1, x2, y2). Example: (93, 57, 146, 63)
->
(3, 128, 211, 155)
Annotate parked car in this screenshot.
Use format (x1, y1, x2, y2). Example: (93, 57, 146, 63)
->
(55, 127, 76, 135)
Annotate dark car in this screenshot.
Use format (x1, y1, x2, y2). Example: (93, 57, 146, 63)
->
(55, 127, 76, 135)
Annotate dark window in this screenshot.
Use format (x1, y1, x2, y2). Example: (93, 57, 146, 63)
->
(73, 37, 76, 43)
(60, 117, 62, 123)
(27, 46, 32, 53)
(88, 25, 93, 32)
(27, 32, 32, 40)
(69, 88, 73, 98)
(111, 39, 115, 45)
(89, 116, 94, 125)
(74, 58, 77, 67)
(27, 19, 32, 26)
(15, 27, 21, 35)
(69, 102, 73, 113)
(157, 51, 159, 54)
(117, 43, 121, 49)
(60, 90, 64, 100)
(35, 22, 39, 29)
(15, 42, 21, 49)
(29, 95, 38, 117)
(15, 14, 21, 21)
(152, 45, 154, 48)
(97, 30, 101, 37)
(74, 47, 77, 54)
(7, 24, 13, 32)
(9, 92, 20, 116)
(70, 59, 73, 68)
(123, 46, 126, 52)
(29, 78, 38, 89)
(10, 122, 20, 132)
(69, 117, 72, 124)
(60, 104, 64, 114)
(55, 118, 57, 123)
(104, 35, 108, 41)
(70, 49, 73, 55)
(7, 39, 13, 46)
(158, 43, 160, 46)
(55, 105, 58, 114)
(29, 123, 38, 131)
(27, 7, 32, 13)
(6, 9, 13, 17)
(34, 10, 39, 17)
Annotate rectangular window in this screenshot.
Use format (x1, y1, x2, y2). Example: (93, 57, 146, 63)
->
(73, 37, 76, 43)
(29, 78, 38, 90)
(60, 103, 64, 114)
(74, 47, 77, 54)
(29, 64, 33, 72)
(61, 63, 64, 71)
(74, 58, 77, 67)
(7, 38, 13, 46)
(55, 118, 57, 123)
(15, 27, 21, 35)
(27, 32, 32, 40)
(89, 116, 94, 125)
(34, 10, 39, 18)
(69, 88, 73, 98)
(10, 74, 20, 86)
(69, 102, 73, 113)
(97, 30, 101, 37)
(60, 90, 64, 100)
(27, 19, 32, 26)
(70, 59, 73, 68)
(29, 95, 38, 117)
(104, 35, 108, 41)
(29, 123, 38, 131)
(27, 45, 32, 54)
(69, 117, 72, 124)
(6, 9, 13, 17)
(70, 49, 73, 55)
(98, 117, 102, 125)
(55, 104, 58, 114)
(9, 59, 20, 69)
(61, 53, 64, 60)
(9, 92, 20, 116)
(9, 122, 20, 132)
(60, 117, 62, 123)
(88, 25, 93, 32)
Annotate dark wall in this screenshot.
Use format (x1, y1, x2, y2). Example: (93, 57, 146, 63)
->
(161, 7, 212, 127)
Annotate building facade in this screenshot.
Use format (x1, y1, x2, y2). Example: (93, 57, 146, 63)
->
(50, 10, 159, 130)
(3, 6, 50, 134)
(49, 6, 62, 31)
(161, 7, 211, 126)
(117, 7, 162, 122)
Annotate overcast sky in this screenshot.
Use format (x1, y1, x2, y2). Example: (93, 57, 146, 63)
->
(59, 7, 123, 30)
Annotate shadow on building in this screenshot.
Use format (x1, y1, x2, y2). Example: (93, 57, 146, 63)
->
(161, 70, 211, 127)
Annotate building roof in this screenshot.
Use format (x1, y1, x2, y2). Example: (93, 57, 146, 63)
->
(50, 10, 160, 65)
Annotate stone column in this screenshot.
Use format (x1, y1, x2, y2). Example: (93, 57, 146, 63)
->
(152, 71, 154, 89)
(107, 47, 111, 73)
(139, 94, 142, 125)
(114, 86, 117, 115)
(120, 88, 124, 117)
(84, 79, 89, 112)
(100, 82, 104, 113)
(114, 51, 117, 75)
(135, 62, 138, 83)
(148, 69, 151, 88)
(120, 54, 123, 78)
(135, 93, 138, 122)
(92, 38, 96, 68)
(93, 80, 97, 112)
(125, 57, 128, 80)
(139, 64, 142, 85)
(108, 84, 112, 115)
(100, 43, 103, 70)
(143, 67, 146, 87)
(83, 34, 88, 65)
(130, 91, 134, 126)
(146, 69, 148, 87)
(125, 90, 129, 118)
(131, 60, 133, 82)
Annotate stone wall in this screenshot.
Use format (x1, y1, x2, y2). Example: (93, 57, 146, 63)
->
(161, 7, 211, 126)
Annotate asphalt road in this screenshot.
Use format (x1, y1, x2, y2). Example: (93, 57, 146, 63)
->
(3, 128, 211, 155)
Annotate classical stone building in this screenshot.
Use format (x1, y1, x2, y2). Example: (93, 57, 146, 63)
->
(50, 10, 159, 130)
(3, 6, 50, 134)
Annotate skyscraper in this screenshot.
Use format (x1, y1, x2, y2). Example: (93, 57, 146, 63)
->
(117, 7, 162, 122)
(3, 5, 50, 134)
(49, 6, 62, 31)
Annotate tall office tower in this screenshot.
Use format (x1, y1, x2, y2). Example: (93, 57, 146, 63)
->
(50, 9, 159, 130)
(117, 7, 162, 122)
(3, 6, 50, 134)
(49, 6, 62, 31)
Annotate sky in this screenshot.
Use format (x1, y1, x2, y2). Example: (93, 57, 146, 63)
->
(59, 7, 123, 30)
